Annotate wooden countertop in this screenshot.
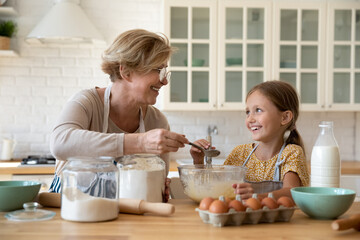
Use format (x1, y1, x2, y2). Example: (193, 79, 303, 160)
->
(0, 160, 55, 175)
(0, 199, 359, 240)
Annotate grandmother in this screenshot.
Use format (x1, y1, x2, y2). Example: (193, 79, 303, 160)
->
(49, 29, 189, 198)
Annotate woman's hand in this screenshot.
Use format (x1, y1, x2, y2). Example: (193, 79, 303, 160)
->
(190, 139, 211, 164)
(163, 178, 171, 203)
(135, 129, 188, 154)
(232, 183, 254, 200)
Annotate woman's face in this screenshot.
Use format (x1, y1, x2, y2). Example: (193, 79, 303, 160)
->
(129, 64, 169, 105)
(245, 90, 285, 143)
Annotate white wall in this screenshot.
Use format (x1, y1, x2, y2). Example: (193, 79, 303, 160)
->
(0, 0, 359, 161)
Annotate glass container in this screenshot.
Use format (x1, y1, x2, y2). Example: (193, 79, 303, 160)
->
(61, 156, 119, 222)
(117, 154, 165, 203)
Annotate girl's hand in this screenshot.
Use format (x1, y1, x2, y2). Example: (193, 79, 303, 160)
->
(190, 139, 211, 164)
(232, 183, 254, 200)
(163, 178, 171, 203)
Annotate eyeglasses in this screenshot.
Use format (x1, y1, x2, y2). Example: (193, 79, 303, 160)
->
(155, 67, 171, 83)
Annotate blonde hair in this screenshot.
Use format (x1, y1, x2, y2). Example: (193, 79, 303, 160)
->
(101, 29, 174, 82)
(246, 80, 305, 154)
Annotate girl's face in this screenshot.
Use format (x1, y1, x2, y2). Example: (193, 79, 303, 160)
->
(245, 90, 287, 143)
(129, 64, 168, 105)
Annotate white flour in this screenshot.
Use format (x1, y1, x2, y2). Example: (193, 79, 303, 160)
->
(119, 157, 165, 202)
(61, 188, 118, 222)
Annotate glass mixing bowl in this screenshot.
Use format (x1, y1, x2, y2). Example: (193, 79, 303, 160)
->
(177, 165, 247, 202)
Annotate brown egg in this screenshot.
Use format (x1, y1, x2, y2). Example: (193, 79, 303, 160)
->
(245, 198, 262, 210)
(224, 197, 232, 206)
(228, 199, 246, 212)
(261, 197, 279, 209)
(277, 196, 295, 208)
(209, 200, 229, 213)
(199, 197, 214, 210)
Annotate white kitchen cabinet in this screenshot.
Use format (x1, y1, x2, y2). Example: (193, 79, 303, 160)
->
(163, 0, 217, 110)
(326, 2, 360, 110)
(273, 1, 327, 111)
(162, 0, 360, 111)
(163, 0, 270, 110)
(217, 0, 271, 110)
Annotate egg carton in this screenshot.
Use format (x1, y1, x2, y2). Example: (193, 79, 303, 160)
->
(196, 205, 297, 227)
(196, 194, 297, 227)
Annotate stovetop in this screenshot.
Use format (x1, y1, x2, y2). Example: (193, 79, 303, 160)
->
(21, 155, 56, 165)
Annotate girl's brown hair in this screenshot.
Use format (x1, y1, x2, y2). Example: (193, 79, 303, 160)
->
(246, 80, 305, 153)
(101, 29, 174, 82)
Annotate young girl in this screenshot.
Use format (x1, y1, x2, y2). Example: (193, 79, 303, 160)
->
(190, 81, 309, 200)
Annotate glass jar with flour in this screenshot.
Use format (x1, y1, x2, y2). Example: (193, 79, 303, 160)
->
(61, 156, 119, 222)
(310, 121, 341, 187)
(117, 154, 165, 202)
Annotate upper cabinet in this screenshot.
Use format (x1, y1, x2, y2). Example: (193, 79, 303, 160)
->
(218, 0, 271, 110)
(327, 2, 360, 110)
(273, 1, 326, 111)
(163, 0, 217, 110)
(162, 0, 359, 111)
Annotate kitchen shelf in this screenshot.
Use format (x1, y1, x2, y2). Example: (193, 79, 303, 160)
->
(0, 50, 18, 57)
(0, 6, 18, 56)
(0, 6, 18, 17)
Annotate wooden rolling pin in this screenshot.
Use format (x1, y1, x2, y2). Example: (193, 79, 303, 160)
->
(331, 214, 360, 231)
(36, 192, 175, 216)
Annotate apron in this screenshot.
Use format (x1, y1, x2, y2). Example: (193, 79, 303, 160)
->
(242, 143, 286, 194)
(102, 83, 145, 133)
(81, 83, 146, 197)
(49, 83, 145, 193)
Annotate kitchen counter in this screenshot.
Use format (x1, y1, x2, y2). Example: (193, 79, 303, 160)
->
(0, 160, 54, 175)
(0, 199, 359, 240)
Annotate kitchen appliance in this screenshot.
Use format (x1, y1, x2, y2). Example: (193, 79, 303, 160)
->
(21, 155, 56, 165)
(26, 0, 105, 44)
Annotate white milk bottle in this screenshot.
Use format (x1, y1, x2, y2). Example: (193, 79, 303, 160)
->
(311, 121, 340, 187)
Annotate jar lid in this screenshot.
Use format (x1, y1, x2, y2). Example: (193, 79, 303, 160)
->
(5, 202, 56, 222)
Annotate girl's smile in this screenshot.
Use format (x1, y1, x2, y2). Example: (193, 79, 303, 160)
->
(245, 90, 285, 143)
